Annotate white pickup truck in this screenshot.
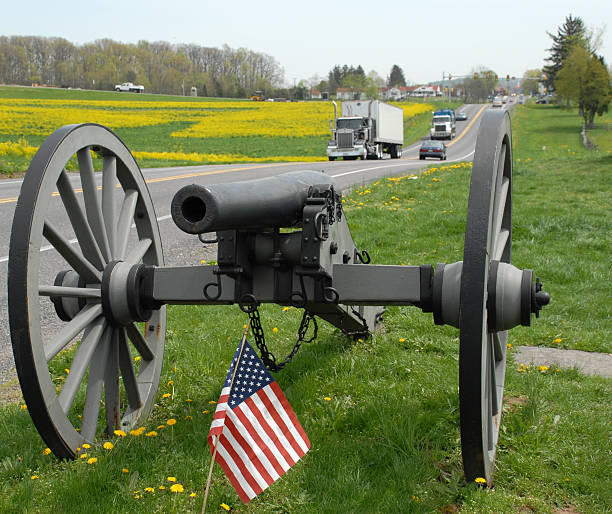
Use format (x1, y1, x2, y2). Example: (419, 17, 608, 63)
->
(114, 82, 144, 93)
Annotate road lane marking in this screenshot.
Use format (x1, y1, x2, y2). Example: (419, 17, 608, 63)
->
(447, 104, 488, 147)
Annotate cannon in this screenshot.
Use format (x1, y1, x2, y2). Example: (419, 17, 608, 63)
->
(8, 110, 549, 486)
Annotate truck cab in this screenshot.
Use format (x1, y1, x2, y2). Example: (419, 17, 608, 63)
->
(430, 110, 456, 140)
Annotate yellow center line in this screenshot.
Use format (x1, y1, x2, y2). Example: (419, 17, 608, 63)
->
(0, 161, 304, 205)
(447, 104, 488, 147)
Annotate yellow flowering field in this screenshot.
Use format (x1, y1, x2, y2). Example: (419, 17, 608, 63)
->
(0, 88, 435, 172)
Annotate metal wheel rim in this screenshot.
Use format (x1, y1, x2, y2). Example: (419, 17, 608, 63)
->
(459, 109, 512, 485)
(9, 123, 166, 458)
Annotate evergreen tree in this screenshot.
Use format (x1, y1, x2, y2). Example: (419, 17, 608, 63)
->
(543, 15, 586, 91)
(388, 65, 406, 87)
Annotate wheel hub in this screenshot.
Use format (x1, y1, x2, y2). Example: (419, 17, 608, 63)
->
(432, 261, 550, 330)
(101, 261, 152, 326)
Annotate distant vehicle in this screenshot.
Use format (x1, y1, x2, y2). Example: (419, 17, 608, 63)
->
(502, 96, 508, 104)
(430, 109, 456, 140)
(250, 90, 266, 101)
(327, 100, 404, 160)
(114, 82, 144, 93)
(420, 140, 447, 160)
(455, 111, 468, 121)
(492, 96, 503, 108)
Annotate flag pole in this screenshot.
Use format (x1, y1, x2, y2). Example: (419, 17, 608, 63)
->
(201, 319, 252, 514)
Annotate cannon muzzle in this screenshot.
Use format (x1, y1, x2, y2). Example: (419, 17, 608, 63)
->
(171, 170, 337, 234)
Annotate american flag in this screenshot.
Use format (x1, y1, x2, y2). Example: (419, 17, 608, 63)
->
(208, 340, 310, 503)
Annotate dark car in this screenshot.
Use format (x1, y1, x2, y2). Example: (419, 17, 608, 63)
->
(456, 111, 468, 121)
(420, 140, 447, 160)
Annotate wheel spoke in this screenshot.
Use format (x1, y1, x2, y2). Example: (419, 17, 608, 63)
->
(104, 329, 120, 434)
(125, 238, 152, 265)
(489, 335, 499, 417)
(77, 148, 112, 262)
(102, 155, 118, 258)
(81, 324, 112, 442)
(126, 322, 154, 361)
(115, 189, 138, 260)
(57, 170, 105, 271)
(39, 285, 101, 299)
(43, 221, 102, 284)
(45, 304, 103, 362)
(118, 328, 142, 410)
(493, 229, 510, 261)
(58, 318, 106, 414)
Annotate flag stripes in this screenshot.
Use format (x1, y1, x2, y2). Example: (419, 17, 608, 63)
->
(208, 381, 310, 503)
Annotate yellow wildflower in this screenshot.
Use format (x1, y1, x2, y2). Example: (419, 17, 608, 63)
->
(475, 477, 487, 484)
(221, 503, 231, 511)
(159, 485, 166, 490)
(82, 443, 91, 449)
(42, 448, 51, 455)
(323, 397, 331, 401)
(162, 393, 171, 398)
(144, 487, 155, 493)
(20, 404, 27, 410)
(103, 442, 114, 450)
(167, 476, 177, 482)
(134, 356, 141, 362)
(145, 431, 158, 437)
(87, 457, 97, 464)
(170, 483, 184, 493)
(114, 429, 127, 437)
(190, 492, 197, 498)
(399, 338, 405, 343)
(167, 419, 177, 426)
(31, 475, 39, 480)
(272, 327, 278, 334)
(122, 468, 129, 474)
(79, 453, 88, 459)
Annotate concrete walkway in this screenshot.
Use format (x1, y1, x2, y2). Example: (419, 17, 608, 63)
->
(514, 346, 612, 378)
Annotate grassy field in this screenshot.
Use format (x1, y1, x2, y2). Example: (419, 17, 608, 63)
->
(0, 103, 610, 513)
(0, 86, 450, 175)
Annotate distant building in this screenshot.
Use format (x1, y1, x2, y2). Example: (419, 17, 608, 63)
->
(309, 89, 322, 100)
(336, 87, 365, 100)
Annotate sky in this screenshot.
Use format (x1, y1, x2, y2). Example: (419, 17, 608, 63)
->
(2, 0, 611, 86)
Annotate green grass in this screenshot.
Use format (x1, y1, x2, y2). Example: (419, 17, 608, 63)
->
(0, 104, 610, 512)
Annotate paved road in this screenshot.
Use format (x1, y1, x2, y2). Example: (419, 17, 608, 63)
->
(0, 103, 487, 385)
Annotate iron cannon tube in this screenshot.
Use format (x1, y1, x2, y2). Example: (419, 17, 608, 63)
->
(171, 170, 337, 234)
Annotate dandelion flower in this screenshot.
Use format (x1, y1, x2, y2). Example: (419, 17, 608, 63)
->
(475, 477, 487, 484)
(87, 457, 97, 464)
(122, 468, 129, 473)
(167, 476, 177, 482)
(82, 443, 91, 449)
(553, 338, 562, 344)
(162, 393, 171, 398)
(201, 410, 209, 414)
(220, 503, 231, 511)
(114, 429, 127, 437)
(80, 453, 88, 459)
(170, 483, 184, 493)
(20, 404, 27, 410)
(144, 487, 155, 493)
(272, 327, 278, 334)
(190, 492, 197, 498)
(42, 448, 51, 455)
(157, 425, 166, 430)
(185, 415, 192, 421)
(145, 431, 158, 437)
(166, 419, 176, 426)
(134, 356, 141, 362)
(167, 380, 174, 386)
(538, 365, 549, 372)
(186, 398, 192, 402)
(208, 400, 217, 404)
(159, 485, 166, 490)
(103, 442, 114, 450)
(323, 397, 331, 401)
(31, 475, 39, 480)
(399, 338, 405, 343)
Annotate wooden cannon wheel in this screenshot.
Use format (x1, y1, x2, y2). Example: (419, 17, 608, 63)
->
(459, 109, 513, 485)
(9, 124, 166, 458)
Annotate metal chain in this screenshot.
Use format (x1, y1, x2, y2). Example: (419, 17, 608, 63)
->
(247, 307, 318, 372)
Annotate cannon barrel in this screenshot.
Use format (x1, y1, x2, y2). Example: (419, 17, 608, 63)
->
(171, 170, 337, 234)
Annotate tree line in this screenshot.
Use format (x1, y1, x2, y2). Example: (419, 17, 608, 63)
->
(0, 36, 284, 98)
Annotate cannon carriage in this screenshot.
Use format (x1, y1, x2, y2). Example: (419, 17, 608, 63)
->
(8, 109, 549, 486)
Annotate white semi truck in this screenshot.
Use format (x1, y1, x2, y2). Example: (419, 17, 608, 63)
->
(430, 109, 456, 140)
(327, 100, 404, 160)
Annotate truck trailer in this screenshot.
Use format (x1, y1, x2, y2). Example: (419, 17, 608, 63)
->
(327, 100, 404, 160)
